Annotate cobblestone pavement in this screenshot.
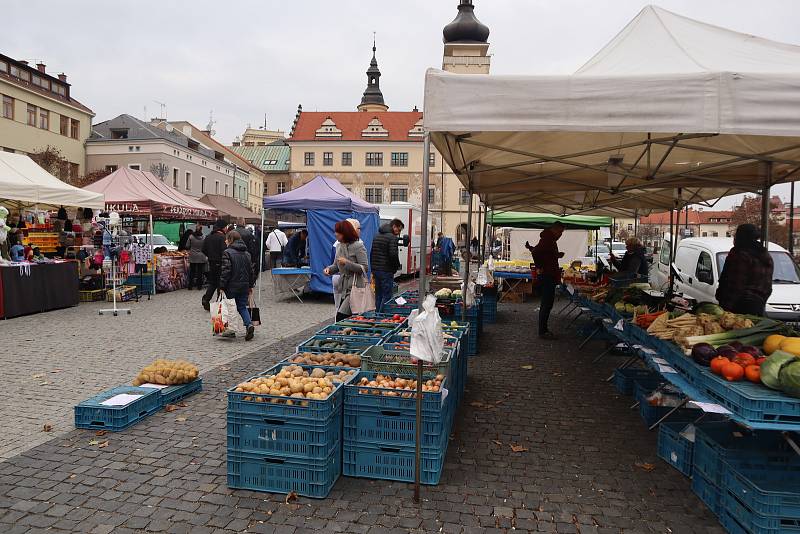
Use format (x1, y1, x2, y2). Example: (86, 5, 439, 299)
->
(0, 272, 335, 461)
(0, 297, 725, 533)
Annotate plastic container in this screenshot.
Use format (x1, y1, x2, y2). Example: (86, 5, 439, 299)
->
(723, 462, 800, 519)
(74, 386, 161, 431)
(315, 324, 387, 340)
(634, 384, 700, 427)
(296, 335, 375, 354)
(656, 421, 694, 477)
(613, 368, 661, 396)
(155, 379, 203, 406)
(360, 345, 452, 378)
(692, 470, 723, 517)
(721, 486, 800, 534)
(227, 447, 340, 498)
(342, 441, 445, 485)
(227, 410, 341, 460)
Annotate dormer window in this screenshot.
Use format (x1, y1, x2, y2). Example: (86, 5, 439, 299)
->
(315, 117, 342, 138)
(408, 117, 424, 137)
(110, 128, 129, 139)
(361, 117, 388, 138)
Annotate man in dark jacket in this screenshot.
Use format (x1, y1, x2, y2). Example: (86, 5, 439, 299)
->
(609, 237, 649, 280)
(717, 224, 774, 315)
(525, 222, 565, 339)
(283, 229, 308, 266)
(371, 219, 404, 312)
(220, 230, 257, 340)
(201, 219, 228, 310)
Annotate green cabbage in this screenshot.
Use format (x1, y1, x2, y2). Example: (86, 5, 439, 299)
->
(760, 351, 798, 390)
(696, 302, 725, 318)
(779, 360, 800, 398)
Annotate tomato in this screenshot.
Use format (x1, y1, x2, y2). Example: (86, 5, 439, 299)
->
(710, 356, 730, 375)
(721, 362, 745, 382)
(744, 364, 761, 383)
(733, 353, 756, 367)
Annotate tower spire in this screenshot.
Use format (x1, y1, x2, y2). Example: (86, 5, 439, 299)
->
(358, 33, 388, 112)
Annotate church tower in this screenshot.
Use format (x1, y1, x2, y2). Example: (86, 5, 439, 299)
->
(358, 38, 389, 112)
(442, 0, 491, 74)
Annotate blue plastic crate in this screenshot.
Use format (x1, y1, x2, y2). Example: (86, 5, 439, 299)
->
(154, 379, 203, 406)
(722, 485, 800, 534)
(613, 368, 661, 396)
(657, 422, 694, 477)
(74, 386, 161, 431)
(296, 335, 376, 354)
(635, 384, 700, 427)
(693, 422, 800, 487)
(227, 364, 355, 422)
(227, 410, 341, 460)
(723, 462, 800, 519)
(343, 399, 449, 450)
(342, 441, 445, 485)
(345, 371, 448, 415)
(314, 324, 387, 341)
(692, 470, 723, 517)
(227, 447, 340, 498)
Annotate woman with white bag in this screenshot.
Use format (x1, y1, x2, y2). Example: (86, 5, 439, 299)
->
(324, 219, 371, 321)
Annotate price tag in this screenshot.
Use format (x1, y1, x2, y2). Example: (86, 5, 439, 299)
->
(689, 402, 732, 415)
(641, 348, 656, 355)
(566, 284, 575, 295)
(652, 357, 669, 365)
(657, 364, 677, 374)
(395, 297, 407, 305)
(614, 319, 625, 331)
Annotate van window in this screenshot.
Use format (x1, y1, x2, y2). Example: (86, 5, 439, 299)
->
(695, 251, 714, 284)
(718, 251, 800, 284)
(659, 240, 671, 265)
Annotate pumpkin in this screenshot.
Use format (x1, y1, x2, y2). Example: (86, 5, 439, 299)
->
(744, 364, 761, 383)
(733, 353, 756, 367)
(778, 337, 800, 357)
(763, 334, 786, 355)
(710, 356, 730, 375)
(722, 362, 745, 382)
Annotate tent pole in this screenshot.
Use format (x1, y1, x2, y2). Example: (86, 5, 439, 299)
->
(634, 209, 638, 238)
(150, 214, 155, 296)
(481, 203, 488, 263)
(476, 202, 482, 263)
(668, 209, 675, 293)
(790, 182, 795, 256)
(418, 133, 431, 302)
(760, 162, 772, 245)
(259, 207, 265, 306)
(462, 190, 474, 322)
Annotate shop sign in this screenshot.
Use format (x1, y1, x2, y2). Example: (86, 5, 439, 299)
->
(106, 203, 143, 213)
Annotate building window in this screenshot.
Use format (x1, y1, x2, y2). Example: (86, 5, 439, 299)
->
(105, 165, 118, 173)
(27, 104, 36, 126)
(59, 115, 69, 135)
(366, 152, 383, 166)
(277, 182, 286, 194)
(304, 152, 314, 166)
(627, 223, 633, 231)
(428, 187, 435, 205)
(365, 186, 383, 204)
(391, 152, 408, 167)
(172, 168, 178, 187)
(390, 187, 408, 202)
(201, 176, 206, 193)
(70, 119, 79, 139)
(428, 152, 436, 167)
(224, 183, 229, 196)
(2, 95, 13, 120)
(39, 108, 49, 130)
(323, 152, 333, 166)
(711, 231, 719, 237)
(185, 171, 191, 190)
(342, 152, 352, 166)
(215, 181, 219, 194)
(128, 164, 140, 170)
(459, 188, 470, 205)
(69, 163, 79, 180)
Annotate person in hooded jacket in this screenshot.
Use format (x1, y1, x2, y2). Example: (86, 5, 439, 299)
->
(716, 224, 774, 315)
(177, 228, 194, 251)
(525, 222, 565, 339)
(201, 220, 228, 310)
(370, 218, 404, 312)
(220, 230, 256, 340)
(609, 237, 649, 280)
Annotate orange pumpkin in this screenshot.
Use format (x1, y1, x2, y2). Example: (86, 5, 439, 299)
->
(733, 353, 757, 367)
(710, 356, 730, 375)
(722, 362, 745, 382)
(744, 364, 761, 383)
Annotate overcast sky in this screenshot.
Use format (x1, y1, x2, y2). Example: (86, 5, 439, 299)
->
(3, 0, 799, 208)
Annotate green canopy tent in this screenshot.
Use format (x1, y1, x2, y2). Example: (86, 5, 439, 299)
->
(488, 211, 611, 230)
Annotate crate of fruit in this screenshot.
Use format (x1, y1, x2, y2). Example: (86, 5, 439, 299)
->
(337, 313, 407, 329)
(282, 351, 362, 368)
(227, 447, 340, 499)
(296, 335, 376, 354)
(315, 324, 387, 340)
(141, 378, 203, 407)
(360, 345, 451, 378)
(227, 364, 357, 421)
(74, 386, 161, 431)
(345, 371, 447, 415)
(657, 421, 695, 477)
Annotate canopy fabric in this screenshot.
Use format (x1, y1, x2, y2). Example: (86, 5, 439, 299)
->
(263, 175, 379, 214)
(84, 168, 217, 221)
(0, 152, 104, 209)
(489, 211, 611, 230)
(423, 6, 800, 216)
(198, 194, 261, 224)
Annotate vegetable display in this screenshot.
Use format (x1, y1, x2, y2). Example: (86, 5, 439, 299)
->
(760, 351, 800, 393)
(132, 359, 199, 386)
(234, 365, 356, 403)
(356, 373, 444, 397)
(287, 352, 361, 367)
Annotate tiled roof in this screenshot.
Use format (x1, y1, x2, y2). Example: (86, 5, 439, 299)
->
(0, 70, 93, 115)
(289, 111, 423, 142)
(230, 144, 291, 172)
(696, 210, 733, 224)
(638, 209, 734, 225)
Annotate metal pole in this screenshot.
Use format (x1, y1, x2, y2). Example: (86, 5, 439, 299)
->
(790, 183, 795, 256)
(476, 202, 483, 263)
(418, 133, 431, 298)
(259, 207, 265, 306)
(149, 214, 155, 295)
(462, 191, 474, 321)
(668, 209, 674, 293)
(480, 204, 488, 263)
(413, 359, 423, 503)
(760, 162, 772, 245)
(634, 209, 638, 237)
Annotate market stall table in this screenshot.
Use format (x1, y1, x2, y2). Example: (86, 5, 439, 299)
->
(494, 270, 533, 303)
(0, 261, 79, 319)
(271, 267, 312, 303)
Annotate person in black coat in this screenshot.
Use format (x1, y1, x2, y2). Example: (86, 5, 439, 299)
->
(370, 219, 404, 312)
(609, 237, 649, 280)
(201, 219, 228, 310)
(220, 230, 256, 340)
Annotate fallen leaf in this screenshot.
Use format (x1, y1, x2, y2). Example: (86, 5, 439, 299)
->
(39, 382, 50, 386)
(95, 430, 107, 437)
(635, 462, 656, 472)
(97, 440, 109, 449)
(68, 474, 76, 479)
(177, 402, 188, 408)
(88, 440, 99, 446)
(285, 491, 298, 504)
(492, 440, 503, 446)
(510, 444, 529, 453)
(520, 365, 534, 370)
(494, 399, 505, 406)
(42, 424, 53, 432)
(164, 404, 178, 412)
(32, 374, 43, 379)
(469, 401, 485, 408)
(176, 416, 187, 422)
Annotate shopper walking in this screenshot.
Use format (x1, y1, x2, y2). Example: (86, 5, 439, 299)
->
(265, 226, 288, 269)
(716, 224, 774, 315)
(201, 220, 227, 310)
(220, 230, 256, 341)
(370, 218, 404, 312)
(187, 228, 206, 290)
(324, 220, 369, 321)
(525, 222, 565, 339)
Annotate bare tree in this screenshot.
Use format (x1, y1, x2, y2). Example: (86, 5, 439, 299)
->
(730, 194, 789, 247)
(29, 145, 68, 180)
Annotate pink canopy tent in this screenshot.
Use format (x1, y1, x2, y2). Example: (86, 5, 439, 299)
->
(84, 168, 218, 221)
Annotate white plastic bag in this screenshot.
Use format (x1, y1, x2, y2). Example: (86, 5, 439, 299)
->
(487, 256, 495, 272)
(409, 294, 444, 364)
(465, 280, 476, 308)
(476, 265, 489, 285)
(212, 292, 239, 336)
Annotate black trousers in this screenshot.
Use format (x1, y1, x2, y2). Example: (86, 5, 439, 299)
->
(203, 266, 221, 304)
(188, 263, 205, 289)
(269, 251, 281, 270)
(537, 274, 556, 335)
(336, 312, 351, 322)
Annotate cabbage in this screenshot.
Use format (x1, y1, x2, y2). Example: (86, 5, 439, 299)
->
(779, 360, 800, 398)
(696, 302, 725, 318)
(760, 351, 798, 390)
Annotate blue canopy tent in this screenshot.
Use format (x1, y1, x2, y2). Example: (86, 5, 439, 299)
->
(263, 176, 380, 294)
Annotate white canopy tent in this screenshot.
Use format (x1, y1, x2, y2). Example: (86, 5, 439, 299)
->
(422, 5, 800, 218)
(0, 152, 105, 210)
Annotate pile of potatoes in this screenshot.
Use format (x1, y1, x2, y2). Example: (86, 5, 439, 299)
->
(132, 359, 199, 386)
(287, 352, 361, 367)
(234, 365, 356, 403)
(357, 374, 444, 398)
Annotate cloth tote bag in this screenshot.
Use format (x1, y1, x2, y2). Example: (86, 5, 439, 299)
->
(349, 266, 375, 314)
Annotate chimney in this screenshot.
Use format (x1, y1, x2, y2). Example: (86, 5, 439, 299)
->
(232, 141, 240, 147)
(19, 60, 28, 66)
(58, 73, 67, 82)
(36, 63, 46, 73)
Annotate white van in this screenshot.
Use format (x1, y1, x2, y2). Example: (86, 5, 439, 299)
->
(650, 236, 800, 321)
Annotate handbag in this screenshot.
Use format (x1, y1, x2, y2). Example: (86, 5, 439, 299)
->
(248, 294, 261, 326)
(348, 266, 375, 314)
